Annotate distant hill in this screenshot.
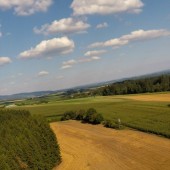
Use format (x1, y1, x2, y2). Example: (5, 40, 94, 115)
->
(64, 69, 170, 91)
(0, 91, 55, 101)
(0, 69, 170, 101)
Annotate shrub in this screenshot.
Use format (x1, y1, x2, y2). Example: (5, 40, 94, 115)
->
(82, 108, 97, 122)
(75, 109, 86, 120)
(61, 110, 76, 121)
(103, 119, 124, 130)
(89, 113, 104, 124)
(61, 108, 104, 125)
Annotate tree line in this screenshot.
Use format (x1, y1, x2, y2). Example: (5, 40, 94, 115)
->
(61, 108, 124, 130)
(61, 108, 104, 125)
(0, 109, 61, 170)
(93, 75, 170, 96)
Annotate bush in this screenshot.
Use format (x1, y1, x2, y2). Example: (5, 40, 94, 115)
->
(61, 111, 76, 121)
(82, 108, 97, 122)
(103, 119, 124, 130)
(61, 108, 104, 125)
(88, 113, 104, 124)
(75, 109, 86, 120)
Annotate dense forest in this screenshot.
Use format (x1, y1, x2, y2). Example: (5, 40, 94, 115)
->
(93, 75, 170, 96)
(0, 110, 61, 170)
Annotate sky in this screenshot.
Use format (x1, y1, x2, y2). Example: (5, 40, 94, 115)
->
(0, 0, 170, 95)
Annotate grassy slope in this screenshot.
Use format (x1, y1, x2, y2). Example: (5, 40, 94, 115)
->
(14, 93, 170, 137)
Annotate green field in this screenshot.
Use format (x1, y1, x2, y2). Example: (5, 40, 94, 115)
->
(13, 93, 170, 138)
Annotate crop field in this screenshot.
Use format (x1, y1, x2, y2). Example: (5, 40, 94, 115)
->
(14, 92, 170, 137)
(52, 121, 170, 170)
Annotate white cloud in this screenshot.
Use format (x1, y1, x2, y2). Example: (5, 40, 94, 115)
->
(63, 59, 77, 66)
(19, 37, 75, 59)
(61, 56, 101, 69)
(96, 22, 108, 29)
(71, 0, 144, 16)
(38, 71, 49, 76)
(89, 29, 170, 48)
(0, 57, 12, 66)
(61, 65, 73, 69)
(62, 50, 104, 69)
(91, 56, 101, 60)
(0, 0, 53, 16)
(61, 59, 77, 69)
(84, 50, 106, 57)
(34, 17, 90, 35)
(78, 56, 101, 63)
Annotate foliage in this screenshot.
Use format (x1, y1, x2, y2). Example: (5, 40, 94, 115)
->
(103, 119, 124, 130)
(82, 108, 104, 124)
(93, 75, 170, 96)
(0, 110, 61, 170)
(15, 99, 49, 106)
(61, 108, 104, 125)
(61, 110, 77, 121)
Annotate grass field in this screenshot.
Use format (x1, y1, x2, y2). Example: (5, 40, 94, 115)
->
(14, 92, 170, 138)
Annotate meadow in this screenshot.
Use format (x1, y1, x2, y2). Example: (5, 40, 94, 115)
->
(14, 92, 170, 138)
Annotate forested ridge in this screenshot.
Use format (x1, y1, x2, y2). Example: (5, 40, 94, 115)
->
(0, 110, 61, 170)
(93, 75, 170, 96)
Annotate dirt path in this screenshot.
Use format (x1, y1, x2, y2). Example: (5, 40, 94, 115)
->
(51, 121, 170, 170)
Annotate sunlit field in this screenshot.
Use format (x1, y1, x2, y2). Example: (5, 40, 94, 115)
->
(13, 92, 170, 138)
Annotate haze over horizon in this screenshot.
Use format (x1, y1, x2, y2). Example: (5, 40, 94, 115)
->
(0, 0, 170, 95)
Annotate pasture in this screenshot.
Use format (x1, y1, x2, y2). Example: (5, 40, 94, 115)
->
(14, 92, 170, 137)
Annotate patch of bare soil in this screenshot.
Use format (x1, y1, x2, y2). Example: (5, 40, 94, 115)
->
(51, 121, 170, 170)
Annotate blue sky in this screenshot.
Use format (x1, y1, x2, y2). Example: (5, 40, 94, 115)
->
(0, 0, 170, 95)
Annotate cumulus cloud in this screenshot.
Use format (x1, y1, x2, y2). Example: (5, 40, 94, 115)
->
(0, 57, 12, 66)
(34, 17, 90, 35)
(84, 50, 107, 57)
(96, 22, 108, 29)
(61, 56, 101, 69)
(61, 59, 77, 69)
(19, 37, 75, 59)
(38, 71, 49, 76)
(71, 0, 144, 16)
(62, 50, 105, 69)
(89, 29, 170, 48)
(61, 65, 73, 69)
(0, 0, 53, 16)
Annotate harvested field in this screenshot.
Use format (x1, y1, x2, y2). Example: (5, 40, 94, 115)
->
(119, 93, 170, 102)
(51, 121, 170, 170)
